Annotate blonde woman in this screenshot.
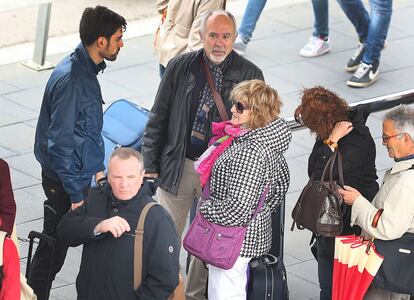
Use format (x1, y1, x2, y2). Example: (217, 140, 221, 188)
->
(195, 79, 291, 299)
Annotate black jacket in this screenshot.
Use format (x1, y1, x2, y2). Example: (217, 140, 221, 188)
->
(142, 49, 264, 195)
(57, 184, 179, 300)
(308, 106, 379, 234)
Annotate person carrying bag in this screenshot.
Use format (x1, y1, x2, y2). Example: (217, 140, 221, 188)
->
(184, 80, 291, 299)
(339, 105, 414, 299)
(293, 87, 379, 300)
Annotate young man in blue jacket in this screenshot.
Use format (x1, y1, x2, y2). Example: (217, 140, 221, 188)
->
(31, 6, 126, 299)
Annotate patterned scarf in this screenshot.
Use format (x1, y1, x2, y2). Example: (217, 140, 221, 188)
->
(191, 52, 232, 145)
(195, 121, 251, 188)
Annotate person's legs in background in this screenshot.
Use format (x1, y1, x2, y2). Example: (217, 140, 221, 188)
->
(186, 256, 209, 300)
(156, 159, 200, 243)
(233, 0, 267, 55)
(155, 159, 207, 300)
(347, 0, 392, 87)
(27, 174, 72, 300)
(300, 0, 331, 57)
(336, 0, 370, 72)
(316, 236, 335, 300)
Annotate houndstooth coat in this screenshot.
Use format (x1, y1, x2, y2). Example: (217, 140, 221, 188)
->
(199, 118, 292, 258)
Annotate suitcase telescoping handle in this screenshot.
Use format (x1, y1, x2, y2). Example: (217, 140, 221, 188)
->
(25, 230, 56, 280)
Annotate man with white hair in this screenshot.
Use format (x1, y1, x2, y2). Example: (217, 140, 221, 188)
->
(340, 105, 414, 299)
(142, 9, 264, 300)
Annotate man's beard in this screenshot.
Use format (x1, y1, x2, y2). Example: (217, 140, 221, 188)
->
(103, 47, 119, 62)
(104, 52, 118, 61)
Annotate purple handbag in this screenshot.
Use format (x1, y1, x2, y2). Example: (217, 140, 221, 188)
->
(183, 182, 269, 270)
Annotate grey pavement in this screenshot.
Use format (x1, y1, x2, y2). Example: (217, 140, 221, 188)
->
(1, 1, 414, 299)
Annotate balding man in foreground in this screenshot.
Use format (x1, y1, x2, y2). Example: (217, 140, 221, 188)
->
(58, 148, 179, 300)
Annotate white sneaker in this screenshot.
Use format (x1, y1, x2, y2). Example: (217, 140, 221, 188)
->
(233, 36, 247, 56)
(299, 36, 330, 57)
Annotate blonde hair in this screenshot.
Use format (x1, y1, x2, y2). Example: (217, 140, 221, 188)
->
(230, 80, 281, 129)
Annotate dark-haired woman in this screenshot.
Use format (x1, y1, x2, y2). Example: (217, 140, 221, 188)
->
(294, 86, 379, 300)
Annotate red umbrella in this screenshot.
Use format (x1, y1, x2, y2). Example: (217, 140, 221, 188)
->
(332, 235, 384, 300)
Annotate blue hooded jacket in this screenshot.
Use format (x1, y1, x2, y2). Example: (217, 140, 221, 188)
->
(34, 43, 105, 203)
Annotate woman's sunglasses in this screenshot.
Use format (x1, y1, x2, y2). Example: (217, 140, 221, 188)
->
(234, 101, 249, 114)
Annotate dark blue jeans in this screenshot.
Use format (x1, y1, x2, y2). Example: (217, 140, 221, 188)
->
(336, 0, 393, 65)
(317, 235, 335, 300)
(312, 0, 329, 38)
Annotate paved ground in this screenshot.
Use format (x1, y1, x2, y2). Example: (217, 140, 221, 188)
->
(1, 0, 414, 299)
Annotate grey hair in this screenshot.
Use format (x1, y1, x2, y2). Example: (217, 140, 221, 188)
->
(199, 10, 237, 36)
(384, 105, 414, 141)
(109, 147, 143, 170)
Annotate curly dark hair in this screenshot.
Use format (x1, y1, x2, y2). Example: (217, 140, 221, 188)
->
(294, 86, 350, 140)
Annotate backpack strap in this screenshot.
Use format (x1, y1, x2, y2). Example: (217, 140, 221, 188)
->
(133, 202, 158, 290)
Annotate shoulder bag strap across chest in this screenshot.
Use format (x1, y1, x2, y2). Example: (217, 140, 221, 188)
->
(201, 58, 230, 121)
(134, 202, 158, 290)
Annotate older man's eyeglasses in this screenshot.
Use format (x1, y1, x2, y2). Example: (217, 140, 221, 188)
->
(382, 133, 403, 143)
(233, 101, 250, 114)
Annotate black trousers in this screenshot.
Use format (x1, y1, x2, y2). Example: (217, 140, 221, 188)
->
(27, 173, 84, 300)
(317, 235, 335, 300)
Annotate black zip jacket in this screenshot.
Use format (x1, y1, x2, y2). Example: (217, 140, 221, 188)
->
(57, 184, 179, 300)
(308, 105, 379, 234)
(142, 49, 264, 195)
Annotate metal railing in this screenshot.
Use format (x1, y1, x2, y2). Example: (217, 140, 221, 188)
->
(1, 0, 55, 71)
(286, 88, 414, 131)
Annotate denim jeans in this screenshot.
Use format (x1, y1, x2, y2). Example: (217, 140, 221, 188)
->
(312, 0, 329, 38)
(336, 0, 393, 65)
(238, 0, 267, 43)
(316, 236, 335, 300)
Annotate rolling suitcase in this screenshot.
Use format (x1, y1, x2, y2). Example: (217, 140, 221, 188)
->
(246, 198, 289, 300)
(26, 230, 56, 300)
(247, 253, 289, 300)
(102, 99, 150, 169)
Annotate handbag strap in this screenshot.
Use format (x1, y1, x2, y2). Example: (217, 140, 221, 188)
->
(201, 58, 230, 121)
(134, 202, 158, 290)
(250, 185, 270, 222)
(320, 150, 344, 186)
(329, 150, 344, 186)
(201, 181, 270, 226)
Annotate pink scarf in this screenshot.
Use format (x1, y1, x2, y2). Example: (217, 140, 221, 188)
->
(195, 121, 251, 188)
